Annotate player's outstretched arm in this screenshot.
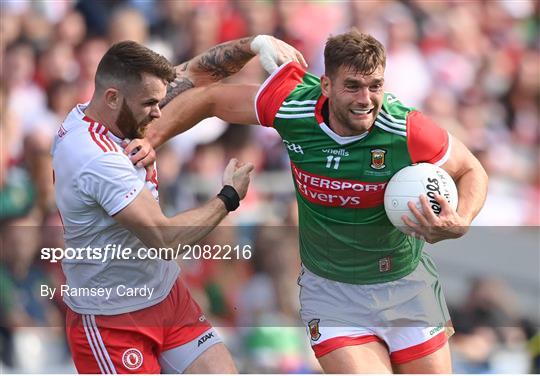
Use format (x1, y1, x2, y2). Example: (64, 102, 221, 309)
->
(160, 35, 306, 108)
(113, 158, 253, 257)
(127, 36, 305, 165)
(145, 83, 260, 150)
(403, 135, 488, 243)
(126, 84, 259, 169)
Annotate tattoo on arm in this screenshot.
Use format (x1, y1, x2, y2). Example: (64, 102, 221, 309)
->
(159, 37, 255, 107)
(160, 69, 195, 108)
(197, 37, 255, 80)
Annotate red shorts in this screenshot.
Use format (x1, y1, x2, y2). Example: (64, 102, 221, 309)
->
(66, 278, 211, 373)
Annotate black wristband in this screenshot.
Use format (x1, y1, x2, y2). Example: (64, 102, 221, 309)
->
(217, 185, 240, 212)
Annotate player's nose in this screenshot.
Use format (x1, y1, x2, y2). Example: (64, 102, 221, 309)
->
(355, 87, 371, 106)
(151, 105, 161, 119)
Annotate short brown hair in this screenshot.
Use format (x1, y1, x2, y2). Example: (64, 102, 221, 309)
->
(95, 40, 175, 91)
(324, 29, 386, 78)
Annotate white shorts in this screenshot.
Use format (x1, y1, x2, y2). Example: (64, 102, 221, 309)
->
(298, 253, 453, 364)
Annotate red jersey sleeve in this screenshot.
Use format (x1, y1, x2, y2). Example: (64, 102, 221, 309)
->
(407, 110, 450, 165)
(255, 61, 306, 127)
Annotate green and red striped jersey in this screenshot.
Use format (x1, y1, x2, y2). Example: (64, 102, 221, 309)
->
(255, 62, 450, 284)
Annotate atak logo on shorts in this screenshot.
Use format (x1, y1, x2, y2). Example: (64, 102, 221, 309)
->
(370, 149, 386, 170)
(198, 332, 214, 347)
(308, 319, 321, 341)
(122, 348, 143, 371)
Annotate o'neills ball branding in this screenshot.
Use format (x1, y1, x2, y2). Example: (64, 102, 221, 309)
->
(424, 169, 453, 215)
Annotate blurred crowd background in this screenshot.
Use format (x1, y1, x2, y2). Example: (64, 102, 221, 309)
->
(0, 0, 538, 373)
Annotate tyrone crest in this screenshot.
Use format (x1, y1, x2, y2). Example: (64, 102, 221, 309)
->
(308, 319, 321, 341)
(122, 348, 143, 370)
(370, 149, 387, 170)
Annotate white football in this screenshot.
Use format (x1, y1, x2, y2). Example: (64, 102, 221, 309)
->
(384, 163, 458, 232)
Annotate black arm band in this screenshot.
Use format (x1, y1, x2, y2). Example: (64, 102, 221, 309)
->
(217, 185, 240, 212)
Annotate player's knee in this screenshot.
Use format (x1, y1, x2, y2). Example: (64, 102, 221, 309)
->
(318, 342, 393, 374)
(184, 343, 237, 374)
(159, 330, 237, 373)
(393, 342, 452, 374)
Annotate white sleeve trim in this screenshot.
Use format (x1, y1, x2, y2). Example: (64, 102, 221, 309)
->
(433, 132, 452, 166)
(254, 61, 294, 125)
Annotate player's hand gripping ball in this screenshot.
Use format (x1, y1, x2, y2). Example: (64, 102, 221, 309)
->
(384, 163, 458, 233)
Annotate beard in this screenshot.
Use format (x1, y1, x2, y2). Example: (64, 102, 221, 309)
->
(330, 98, 380, 135)
(116, 99, 152, 139)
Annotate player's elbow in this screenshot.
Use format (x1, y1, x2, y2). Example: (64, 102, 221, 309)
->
(152, 217, 176, 248)
(134, 217, 176, 258)
(479, 161, 489, 186)
(205, 83, 222, 115)
(455, 149, 488, 185)
(471, 154, 489, 187)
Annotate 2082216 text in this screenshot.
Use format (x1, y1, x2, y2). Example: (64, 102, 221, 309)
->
(181, 244, 252, 260)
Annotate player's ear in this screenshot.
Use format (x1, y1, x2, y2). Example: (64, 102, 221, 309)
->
(104, 88, 121, 110)
(321, 75, 331, 97)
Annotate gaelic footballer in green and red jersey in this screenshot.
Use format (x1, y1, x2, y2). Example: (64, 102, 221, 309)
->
(255, 62, 450, 285)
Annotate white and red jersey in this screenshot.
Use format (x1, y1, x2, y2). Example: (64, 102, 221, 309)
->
(51, 103, 179, 315)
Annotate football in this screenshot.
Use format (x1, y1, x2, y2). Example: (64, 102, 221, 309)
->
(384, 163, 458, 232)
